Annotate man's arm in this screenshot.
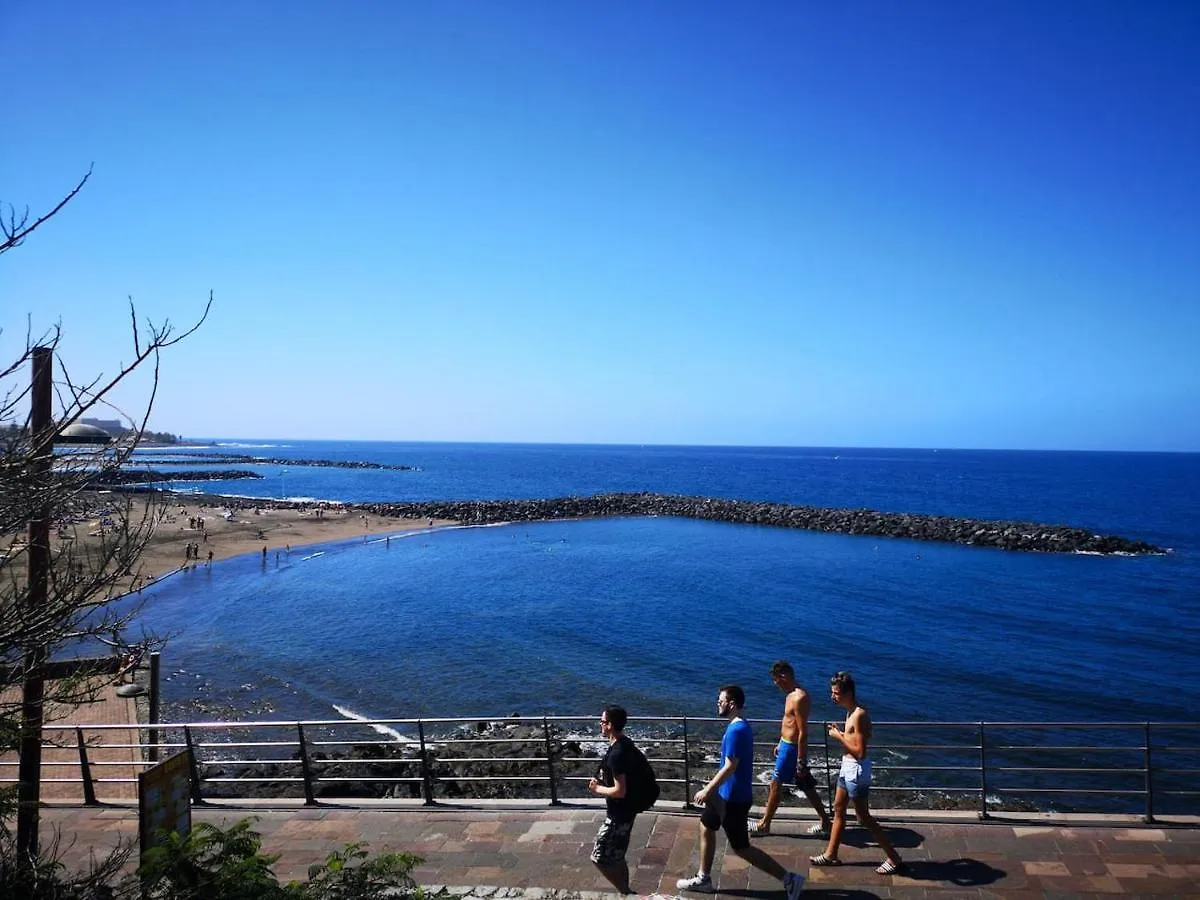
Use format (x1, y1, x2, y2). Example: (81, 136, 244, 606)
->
(590, 772, 627, 799)
(695, 756, 737, 805)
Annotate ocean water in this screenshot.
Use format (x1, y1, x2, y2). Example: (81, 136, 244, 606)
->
(123, 442, 1199, 729)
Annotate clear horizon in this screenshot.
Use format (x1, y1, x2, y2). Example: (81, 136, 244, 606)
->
(5, 2, 1198, 452)
(163, 436, 1199, 455)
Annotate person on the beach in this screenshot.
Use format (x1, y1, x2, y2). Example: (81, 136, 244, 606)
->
(587, 705, 641, 894)
(752, 660, 831, 837)
(810, 672, 903, 875)
(676, 685, 805, 898)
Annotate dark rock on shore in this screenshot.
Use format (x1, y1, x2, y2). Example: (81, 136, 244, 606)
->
(191, 721, 1037, 812)
(354, 492, 1165, 555)
(162, 453, 415, 471)
(91, 469, 262, 485)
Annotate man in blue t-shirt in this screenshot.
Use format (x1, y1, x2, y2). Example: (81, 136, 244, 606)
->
(676, 685, 805, 898)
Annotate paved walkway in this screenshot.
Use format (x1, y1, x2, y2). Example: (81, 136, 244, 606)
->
(0, 678, 141, 801)
(41, 803, 1200, 897)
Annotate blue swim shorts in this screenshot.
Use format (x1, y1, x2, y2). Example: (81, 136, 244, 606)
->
(772, 739, 799, 784)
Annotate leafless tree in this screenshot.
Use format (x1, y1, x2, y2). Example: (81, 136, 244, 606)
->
(1, 171, 209, 895)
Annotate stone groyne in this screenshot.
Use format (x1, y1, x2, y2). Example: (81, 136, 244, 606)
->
(356, 492, 1165, 555)
(93, 469, 262, 485)
(145, 452, 415, 471)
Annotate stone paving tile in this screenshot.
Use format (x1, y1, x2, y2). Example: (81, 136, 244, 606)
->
(34, 805, 1200, 897)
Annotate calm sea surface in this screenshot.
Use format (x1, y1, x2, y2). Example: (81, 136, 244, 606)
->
(125, 443, 1199, 728)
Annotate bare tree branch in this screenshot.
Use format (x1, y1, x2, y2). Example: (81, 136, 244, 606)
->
(0, 165, 93, 255)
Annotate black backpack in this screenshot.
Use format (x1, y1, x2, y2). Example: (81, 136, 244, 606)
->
(624, 740, 660, 813)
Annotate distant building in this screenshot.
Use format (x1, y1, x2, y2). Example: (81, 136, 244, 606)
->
(58, 422, 114, 444)
(80, 417, 124, 436)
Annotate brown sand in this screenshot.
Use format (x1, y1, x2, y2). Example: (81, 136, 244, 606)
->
(79, 496, 457, 590)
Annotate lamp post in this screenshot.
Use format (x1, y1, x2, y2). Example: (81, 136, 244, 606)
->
(280, 468, 287, 501)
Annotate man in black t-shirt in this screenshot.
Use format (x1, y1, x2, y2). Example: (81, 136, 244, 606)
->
(587, 704, 639, 894)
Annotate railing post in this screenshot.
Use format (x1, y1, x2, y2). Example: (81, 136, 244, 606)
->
(76, 727, 97, 806)
(682, 717, 692, 808)
(183, 726, 204, 804)
(543, 717, 560, 806)
(417, 721, 434, 805)
(821, 721, 834, 820)
(147, 651, 161, 763)
(978, 722, 990, 820)
(297, 724, 316, 806)
(1144, 722, 1155, 824)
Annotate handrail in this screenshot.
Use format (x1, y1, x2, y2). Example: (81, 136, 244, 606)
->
(13, 716, 1200, 821)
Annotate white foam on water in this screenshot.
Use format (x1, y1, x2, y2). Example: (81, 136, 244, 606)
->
(300, 551, 325, 561)
(332, 704, 418, 744)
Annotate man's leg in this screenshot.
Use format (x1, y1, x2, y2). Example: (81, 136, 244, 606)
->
(796, 764, 832, 832)
(591, 818, 634, 893)
(754, 779, 782, 833)
(677, 804, 722, 891)
(699, 822, 717, 875)
(726, 802, 803, 891)
(802, 783, 832, 831)
(814, 785, 849, 861)
(852, 794, 901, 867)
(594, 859, 630, 894)
(755, 740, 795, 833)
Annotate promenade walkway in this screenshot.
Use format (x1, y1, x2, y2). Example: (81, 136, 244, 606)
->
(0, 678, 140, 801)
(41, 803, 1200, 898)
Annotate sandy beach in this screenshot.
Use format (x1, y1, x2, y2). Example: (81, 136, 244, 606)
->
(72, 494, 459, 591)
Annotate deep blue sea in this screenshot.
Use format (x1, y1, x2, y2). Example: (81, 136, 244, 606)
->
(125, 442, 1200, 730)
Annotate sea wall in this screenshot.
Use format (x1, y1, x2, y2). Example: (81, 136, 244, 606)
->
(356, 492, 1165, 555)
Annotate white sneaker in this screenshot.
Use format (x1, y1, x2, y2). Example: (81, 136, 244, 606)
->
(784, 871, 806, 900)
(676, 873, 714, 893)
(805, 823, 829, 837)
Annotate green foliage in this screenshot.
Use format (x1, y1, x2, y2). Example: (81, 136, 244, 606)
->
(0, 827, 130, 900)
(291, 843, 422, 900)
(137, 818, 423, 900)
(139, 819, 281, 900)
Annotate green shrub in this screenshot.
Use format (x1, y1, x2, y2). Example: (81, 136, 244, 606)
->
(137, 818, 422, 900)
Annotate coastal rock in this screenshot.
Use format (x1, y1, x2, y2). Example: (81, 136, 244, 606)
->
(352, 492, 1165, 556)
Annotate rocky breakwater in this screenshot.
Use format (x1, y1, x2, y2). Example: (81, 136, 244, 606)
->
(92, 468, 261, 485)
(178, 452, 415, 471)
(356, 492, 1165, 555)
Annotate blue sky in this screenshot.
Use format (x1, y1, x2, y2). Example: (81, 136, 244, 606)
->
(2, 2, 1197, 450)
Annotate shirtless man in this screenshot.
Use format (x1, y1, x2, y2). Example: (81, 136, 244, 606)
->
(752, 660, 832, 836)
(810, 671, 903, 875)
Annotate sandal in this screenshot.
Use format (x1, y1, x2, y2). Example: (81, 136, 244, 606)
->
(875, 859, 903, 875)
(809, 853, 841, 867)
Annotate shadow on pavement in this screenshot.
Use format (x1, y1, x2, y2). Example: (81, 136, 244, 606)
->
(718, 891, 881, 900)
(834, 826, 924, 850)
(900, 857, 1006, 886)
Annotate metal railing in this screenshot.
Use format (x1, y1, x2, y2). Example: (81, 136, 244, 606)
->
(4, 716, 1197, 821)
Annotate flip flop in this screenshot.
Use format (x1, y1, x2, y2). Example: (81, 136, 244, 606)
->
(809, 853, 841, 867)
(875, 859, 903, 875)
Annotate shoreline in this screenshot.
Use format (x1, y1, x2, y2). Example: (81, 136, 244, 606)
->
(77, 492, 459, 590)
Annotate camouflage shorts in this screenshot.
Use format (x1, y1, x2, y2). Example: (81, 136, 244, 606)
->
(591, 817, 634, 865)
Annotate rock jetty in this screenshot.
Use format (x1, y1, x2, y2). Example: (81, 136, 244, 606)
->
(92, 469, 261, 485)
(158, 452, 415, 471)
(356, 492, 1165, 555)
